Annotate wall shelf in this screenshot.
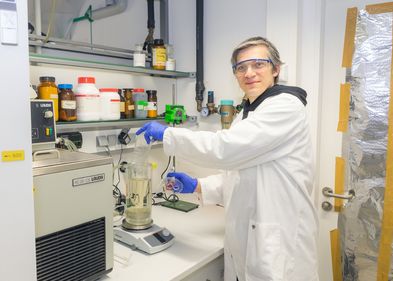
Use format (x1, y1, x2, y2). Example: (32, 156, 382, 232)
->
(56, 117, 165, 133)
(30, 53, 195, 79)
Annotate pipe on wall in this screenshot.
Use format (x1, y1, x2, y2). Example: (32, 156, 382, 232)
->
(195, 0, 205, 112)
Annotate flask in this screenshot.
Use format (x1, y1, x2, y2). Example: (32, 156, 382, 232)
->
(152, 39, 166, 70)
(74, 77, 100, 121)
(133, 88, 147, 118)
(99, 88, 120, 120)
(123, 88, 134, 119)
(38, 76, 59, 121)
(146, 90, 157, 118)
(58, 84, 77, 121)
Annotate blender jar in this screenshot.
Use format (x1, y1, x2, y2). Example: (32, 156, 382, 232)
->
(123, 162, 153, 230)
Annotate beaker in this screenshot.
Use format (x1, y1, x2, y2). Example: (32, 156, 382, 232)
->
(123, 162, 153, 230)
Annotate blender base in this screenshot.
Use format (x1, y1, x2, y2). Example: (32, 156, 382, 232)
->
(121, 218, 153, 230)
(113, 224, 175, 254)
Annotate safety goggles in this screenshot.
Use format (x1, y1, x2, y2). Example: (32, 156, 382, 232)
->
(232, 58, 272, 75)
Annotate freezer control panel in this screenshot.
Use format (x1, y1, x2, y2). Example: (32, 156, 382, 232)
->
(31, 100, 56, 145)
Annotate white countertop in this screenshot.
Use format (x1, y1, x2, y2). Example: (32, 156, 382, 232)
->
(103, 194, 225, 281)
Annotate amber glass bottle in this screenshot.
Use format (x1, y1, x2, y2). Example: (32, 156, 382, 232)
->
(146, 90, 157, 118)
(58, 84, 77, 121)
(152, 39, 166, 70)
(123, 88, 134, 119)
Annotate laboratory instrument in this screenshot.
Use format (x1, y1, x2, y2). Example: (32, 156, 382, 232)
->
(114, 155, 174, 254)
(164, 104, 186, 124)
(31, 100, 113, 281)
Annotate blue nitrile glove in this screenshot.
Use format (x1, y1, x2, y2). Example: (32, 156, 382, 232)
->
(167, 172, 198, 193)
(136, 121, 168, 144)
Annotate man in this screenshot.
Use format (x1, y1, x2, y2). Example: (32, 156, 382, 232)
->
(136, 37, 319, 281)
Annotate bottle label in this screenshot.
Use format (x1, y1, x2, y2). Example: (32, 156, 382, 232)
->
(146, 102, 157, 110)
(110, 102, 120, 115)
(152, 48, 167, 67)
(120, 102, 125, 112)
(128, 104, 135, 110)
(61, 100, 76, 110)
(133, 53, 146, 67)
(38, 87, 58, 100)
(136, 101, 148, 110)
(75, 94, 100, 112)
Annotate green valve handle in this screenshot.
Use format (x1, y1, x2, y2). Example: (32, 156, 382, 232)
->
(73, 5, 94, 23)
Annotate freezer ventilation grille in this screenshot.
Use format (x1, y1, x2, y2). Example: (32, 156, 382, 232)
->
(35, 217, 106, 281)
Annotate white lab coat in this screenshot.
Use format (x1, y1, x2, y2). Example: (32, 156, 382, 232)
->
(163, 93, 319, 281)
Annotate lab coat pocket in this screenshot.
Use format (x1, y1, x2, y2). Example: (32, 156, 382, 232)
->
(245, 221, 285, 281)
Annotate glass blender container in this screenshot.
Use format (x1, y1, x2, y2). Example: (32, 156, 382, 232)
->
(122, 162, 153, 230)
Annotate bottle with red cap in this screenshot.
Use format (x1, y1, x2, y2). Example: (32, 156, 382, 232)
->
(74, 77, 100, 121)
(99, 88, 120, 120)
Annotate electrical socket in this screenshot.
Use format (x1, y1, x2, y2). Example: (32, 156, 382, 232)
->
(107, 134, 118, 146)
(96, 135, 109, 147)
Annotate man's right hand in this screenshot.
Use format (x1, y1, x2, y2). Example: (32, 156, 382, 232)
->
(167, 172, 198, 193)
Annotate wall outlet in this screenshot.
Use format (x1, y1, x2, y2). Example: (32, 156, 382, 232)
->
(96, 135, 109, 147)
(107, 134, 118, 146)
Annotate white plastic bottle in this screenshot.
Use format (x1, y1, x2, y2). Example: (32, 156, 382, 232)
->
(74, 77, 100, 121)
(133, 44, 146, 67)
(99, 88, 120, 120)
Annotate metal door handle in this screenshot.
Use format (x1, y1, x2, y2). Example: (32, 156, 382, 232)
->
(322, 187, 355, 200)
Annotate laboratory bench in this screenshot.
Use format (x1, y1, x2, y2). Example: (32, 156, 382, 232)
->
(104, 194, 225, 281)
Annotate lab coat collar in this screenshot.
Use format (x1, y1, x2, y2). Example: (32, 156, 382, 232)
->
(242, 84, 307, 119)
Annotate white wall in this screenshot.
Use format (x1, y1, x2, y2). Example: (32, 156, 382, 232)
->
(0, 0, 37, 280)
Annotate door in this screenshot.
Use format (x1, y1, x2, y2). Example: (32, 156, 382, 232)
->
(317, 1, 386, 281)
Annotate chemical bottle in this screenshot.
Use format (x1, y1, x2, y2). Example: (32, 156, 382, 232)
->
(119, 89, 125, 119)
(133, 44, 146, 67)
(133, 88, 147, 118)
(123, 88, 134, 119)
(58, 84, 77, 121)
(99, 88, 120, 120)
(74, 77, 100, 121)
(165, 44, 176, 71)
(38, 76, 59, 121)
(152, 39, 166, 70)
(146, 90, 158, 118)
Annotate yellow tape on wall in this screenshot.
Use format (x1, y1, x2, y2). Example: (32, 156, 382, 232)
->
(366, 2, 393, 14)
(337, 83, 351, 132)
(377, 15, 393, 281)
(342, 7, 358, 68)
(334, 157, 345, 212)
(330, 229, 343, 281)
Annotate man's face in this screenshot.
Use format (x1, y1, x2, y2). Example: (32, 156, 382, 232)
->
(234, 45, 279, 103)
